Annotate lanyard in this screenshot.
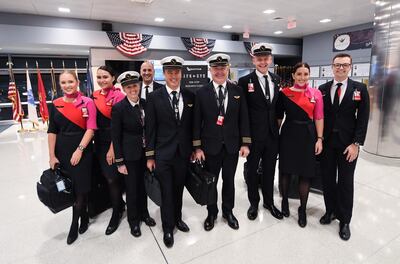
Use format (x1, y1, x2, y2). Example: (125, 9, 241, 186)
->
(214, 86, 228, 115)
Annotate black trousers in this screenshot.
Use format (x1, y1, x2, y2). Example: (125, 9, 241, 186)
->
(205, 146, 239, 216)
(321, 132, 357, 224)
(125, 159, 149, 226)
(156, 151, 188, 233)
(246, 131, 278, 207)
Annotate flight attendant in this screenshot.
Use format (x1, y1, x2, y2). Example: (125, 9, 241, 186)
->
(48, 70, 97, 244)
(276, 62, 324, 228)
(92, 66, 126, 235)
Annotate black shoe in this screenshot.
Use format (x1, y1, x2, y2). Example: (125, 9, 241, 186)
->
(298, 207, 307, 228)
(319, 212, 336, 225)
(263, 203, 284, 220)
(176, 220, 190, 232)
(222, 212, 239, 230)
(105, 211, 122, 235)
(281, 199, 290, 218)
(339, 222, 351, 241)
(130, 224, 141, 237)
(163, 232, 174, 248)
(247, 206, 258, 220)
(78, 213, 89, 234)
(67, 222, 78, 245)
(204, 214, 217, 231)
(142, 216, 156, 227)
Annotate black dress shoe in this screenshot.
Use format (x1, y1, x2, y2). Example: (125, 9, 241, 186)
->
(204, 214, 217, 231)
(247, 206, 258, 220)
(263, 203, 284, 220)
(319, 212, 336, 225)
(130, 224, 141, 237)
(176, 220, 190, 232)
(78, 213, 89, 234)
(339, 222, 351, 241)
(163, 232, 174, 248)
(223, 212, 239, 230)
(298, 207, 307, 228)
(105, 211, 122, 235)
(281, 199, 290, 218)
(67, 223, 78, 245)
(142, 216, 156, 227)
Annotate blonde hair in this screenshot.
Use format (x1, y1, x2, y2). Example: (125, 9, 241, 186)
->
(60, 70, 79, 81)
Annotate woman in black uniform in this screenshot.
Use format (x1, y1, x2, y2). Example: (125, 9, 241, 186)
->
(48, 70, 97, 244)
(92, 66, 126, 235)
(277, 63, 324, 227)
(111, 71, 156, 237)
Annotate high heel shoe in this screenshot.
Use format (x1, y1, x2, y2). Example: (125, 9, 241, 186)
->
(297, 206, 307, 228)
(281, 199, 290, 217)
(67, 222, 79, 245)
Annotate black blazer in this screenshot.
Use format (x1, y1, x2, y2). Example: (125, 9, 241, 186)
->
(319, 78, 370, 146)
(238, 70, 281, 140)
(145, 86, 194, 160)
(111, 97, 146, 164)
(153, 81, 163, 91)
(193, 82, 251, 155)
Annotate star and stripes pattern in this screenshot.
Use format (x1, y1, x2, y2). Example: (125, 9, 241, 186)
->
(244, 41, 258, 57)
(7, 81, 24, 122)
(181, 37, 216, 58)
(107, 32, 153, 57)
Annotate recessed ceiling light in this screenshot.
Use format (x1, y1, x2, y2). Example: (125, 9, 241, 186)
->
(58, 7, 70, 13)
(274, 31, 283, 35)
(375, 1, 387, 6)
(263, 9, 276, 14)
(222, 25, 232, 29)
(154, 17, 165, 22)
(320, 18, 332, 23)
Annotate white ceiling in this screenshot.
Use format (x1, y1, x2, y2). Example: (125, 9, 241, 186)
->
(0, 0, 376, 38)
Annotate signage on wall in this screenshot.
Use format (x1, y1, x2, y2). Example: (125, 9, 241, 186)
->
(333, 28, 373, 52)
(181, 65, 209, 94)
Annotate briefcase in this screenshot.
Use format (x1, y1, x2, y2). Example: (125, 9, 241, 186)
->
(37, 165, 74, 214)
(144, 170, 162, 206)
(185, 161, 217, 206)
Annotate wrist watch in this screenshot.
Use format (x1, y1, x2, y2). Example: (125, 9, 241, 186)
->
(77, 145, 85, 151)
(318, 136, 324, 141)
(353, 142, 361, 147)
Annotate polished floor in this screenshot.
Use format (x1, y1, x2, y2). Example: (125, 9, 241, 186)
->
(0, 124, 399, 264)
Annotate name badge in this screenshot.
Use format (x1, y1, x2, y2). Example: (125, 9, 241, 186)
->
(56, 180, 66, 192)
(106, 100, 113, 106)
(248, 83, 254, 92)
(216, 115, 224, 126)
(310, 97, 316, 103)
(353, 90, 361, 101)
(81, 107, 89, 118)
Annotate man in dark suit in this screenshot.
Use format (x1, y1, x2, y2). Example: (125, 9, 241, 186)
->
(194, 53, 251, 231)
(145, 56, 195, 248)
(140, 60, 163, 100)
(318, 53, 370, 241)
(238, 43, 283, 221)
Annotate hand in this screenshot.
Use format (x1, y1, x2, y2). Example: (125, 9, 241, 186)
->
(343, 144, 359, 162)
(117, 165, 128, 175)
(190, 152, 196, 162)
(315, 139, 323, 155)
(147, 159, 156, 172)
(239, 146, 250, 158)
(106, 147, 115, 165)
(70, 150, 82, 166)
(195, 149, 205, 161)
(49, 156, 60, 170)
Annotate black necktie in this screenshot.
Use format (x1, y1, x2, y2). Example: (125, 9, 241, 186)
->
(171, 91, 179, 121)
(134, 104, 144, 126)
(333, 82, 343, 109)
(218, 85, 225, 114)
(145, 85, 149, 99)
(263, 75, 271, 103)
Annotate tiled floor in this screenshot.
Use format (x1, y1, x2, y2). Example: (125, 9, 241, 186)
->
(1, 124, 399, 264)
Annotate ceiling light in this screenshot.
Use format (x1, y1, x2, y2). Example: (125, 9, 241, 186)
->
(58, 7, 70, 13)
(154, 17, 165, 22)
(320, 18, 332, 23)
(263, 9, 276, 14)
(274, 31, 283, 35)
(375, 1, 387, 6)
(222, 25, 232, 29)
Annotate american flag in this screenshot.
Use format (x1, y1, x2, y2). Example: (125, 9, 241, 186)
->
(244, 41, 258, 57)
(181, 37, 215, 58)
(7, 81, 24, 122)
(107, 32, 153, 57)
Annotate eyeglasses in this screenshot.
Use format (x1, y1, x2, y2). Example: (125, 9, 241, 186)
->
(332, 63, 351, 69)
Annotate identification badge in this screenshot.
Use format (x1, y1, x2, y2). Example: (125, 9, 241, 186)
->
(248, 83, 254, 92)
(216, 115, 224, 126)
(106, 100, 113, 106)
(353, 90, 361, 101)
(81, 107, 89, 118)
(56, 180, 66, 192)
(310, 97, 316, 103)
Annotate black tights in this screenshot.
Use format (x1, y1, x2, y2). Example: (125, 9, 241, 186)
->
(71, 193, 88, 229)
(106, 177, 123, 216)
(280, 173, 310, 210)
